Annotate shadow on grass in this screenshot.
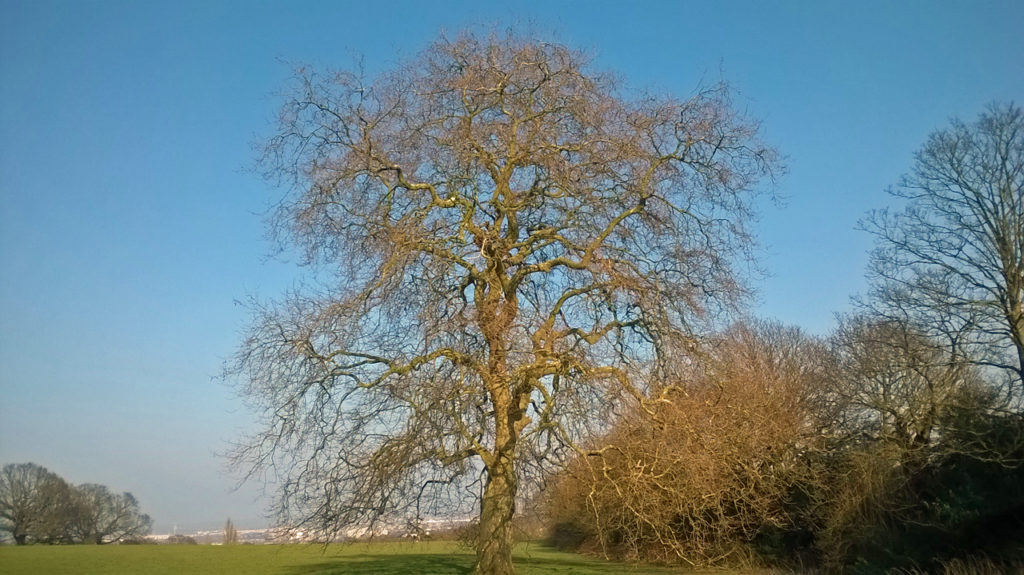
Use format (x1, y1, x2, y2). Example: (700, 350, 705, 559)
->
(280, 553, 473, 575)
(514, 548, 672, 574)
(280, 546, 669, 575)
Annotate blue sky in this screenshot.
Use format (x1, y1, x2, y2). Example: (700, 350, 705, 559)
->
(1, 0, 1022, 533)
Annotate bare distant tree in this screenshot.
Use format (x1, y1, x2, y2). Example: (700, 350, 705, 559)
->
(817, 315, 1014, 566)
(0, 463, 71, 545)
(67, 484, 152, 544)
(27, 475, 79, 544)
(862, 103, 1024, 393)
(224, 517, 238, 544)
(232, 30, 777, 574)
(828, 315, 990, 453)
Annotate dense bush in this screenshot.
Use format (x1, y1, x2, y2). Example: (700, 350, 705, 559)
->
(545, 321, 831, 567)
(543, 320, 1024, 571)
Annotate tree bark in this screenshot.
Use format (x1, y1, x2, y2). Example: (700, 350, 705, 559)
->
(475, 452, 517, 575)
(1005, 295, 1024, 387)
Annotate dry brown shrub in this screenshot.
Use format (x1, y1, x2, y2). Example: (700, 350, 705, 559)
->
(547, 321, 831, 567)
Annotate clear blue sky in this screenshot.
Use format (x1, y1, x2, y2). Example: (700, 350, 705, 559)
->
(1, 0, 1022, 533)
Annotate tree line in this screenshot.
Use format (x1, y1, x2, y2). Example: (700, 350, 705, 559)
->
(228, 29, 1022, 574)
(544, 317, 1024, 570)
(543, 102, 1024, 571)
(0, 463, 152, 545)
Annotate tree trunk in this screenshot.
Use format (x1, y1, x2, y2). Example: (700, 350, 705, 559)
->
(475, 454, 517, 575)
(1010, 306, 1024, 388)
(1003, 273, 1024, 389)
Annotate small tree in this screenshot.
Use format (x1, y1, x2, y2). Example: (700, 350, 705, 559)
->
(224, 517, 238, 545)
(232, 30, 778, 574)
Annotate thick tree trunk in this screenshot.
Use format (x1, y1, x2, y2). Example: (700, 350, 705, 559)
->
(475, 454, 517, 575)
(473, 263, 522, 574)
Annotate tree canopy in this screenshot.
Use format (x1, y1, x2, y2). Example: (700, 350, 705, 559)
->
(0, 463, 151, 545)
(233, 30, 778, 573)
(0, 463, 70, 545)
(863, 103, 1024, 392)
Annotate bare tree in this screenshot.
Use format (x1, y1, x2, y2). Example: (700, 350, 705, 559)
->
(67, 484, 152, 544)
(224, 517, 239, 544)
(862, 103, 1024, 393)
(828, 315, 990, 454)
(815, 315, 1022, 568)
(0, 463, 71, 545)
(27, 475, 79, 544)
(232, 31, 777, 574)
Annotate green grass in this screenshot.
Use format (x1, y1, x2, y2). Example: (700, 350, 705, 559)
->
(0, 541, 689, 575)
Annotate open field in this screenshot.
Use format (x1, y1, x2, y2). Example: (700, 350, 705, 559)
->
(0, 541, 702, 575)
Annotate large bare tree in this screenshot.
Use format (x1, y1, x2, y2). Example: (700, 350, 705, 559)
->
(862, 103, 1024, 392)
(232, 31, 777, 574)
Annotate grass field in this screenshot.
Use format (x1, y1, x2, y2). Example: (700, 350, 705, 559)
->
(0, 541, 694, 575)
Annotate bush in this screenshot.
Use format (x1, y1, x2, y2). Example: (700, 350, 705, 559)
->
(542, 321, 831, 568)
(166, 534, 197, 545)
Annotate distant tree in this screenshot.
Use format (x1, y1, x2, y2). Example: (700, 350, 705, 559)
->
(27, 475, 79, 544)
(224, 517, 238, 544)
(232, 30, 778, 574)
(815, 316, 997, 567)
(862, 103, 1024, 393)
(166, 533, 197, 545)
(0, 463, 72, 545)
(828, 314, 990, 454)
(66, 484, 152, 544)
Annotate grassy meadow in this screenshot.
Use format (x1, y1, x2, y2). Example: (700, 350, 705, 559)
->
(0, 541, 698, 575)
